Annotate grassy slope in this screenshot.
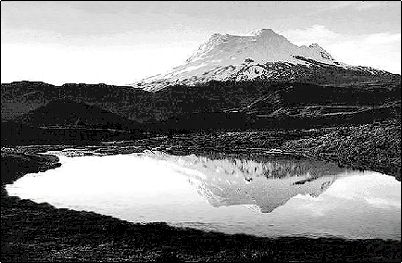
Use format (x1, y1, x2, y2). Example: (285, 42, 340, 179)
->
(281, 121, 401, 180)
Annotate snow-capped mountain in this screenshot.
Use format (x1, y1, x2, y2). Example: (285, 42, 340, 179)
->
(132, 29, 393, 92)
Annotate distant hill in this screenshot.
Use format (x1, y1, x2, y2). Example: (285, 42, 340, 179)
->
(1, 80, 401, 132)
(1, 81, 153, 122)
(15, 99, 139, 130)
(1, 99, 142, 145)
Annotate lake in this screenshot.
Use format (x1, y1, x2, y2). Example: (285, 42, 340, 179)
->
(6, 150, 401, 240)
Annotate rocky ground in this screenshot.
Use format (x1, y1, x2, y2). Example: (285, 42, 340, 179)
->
(1, 120, 401, 262)
(281, 120, 401, 180)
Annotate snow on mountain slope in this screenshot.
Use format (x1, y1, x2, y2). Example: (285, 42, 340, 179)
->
(132, 29, 393, 91)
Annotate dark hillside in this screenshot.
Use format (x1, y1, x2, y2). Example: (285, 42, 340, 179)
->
(2, 80, 400, 126)
(16, 99, 139, 130)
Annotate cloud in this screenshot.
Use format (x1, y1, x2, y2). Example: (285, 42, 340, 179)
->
(282, 25, 401, 74)
(322, 1, 392, 11)
(282, 25, 340, 43)
(353, 1, 391, 11)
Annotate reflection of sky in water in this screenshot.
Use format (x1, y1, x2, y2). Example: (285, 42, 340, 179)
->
(6, 152, 401, 240)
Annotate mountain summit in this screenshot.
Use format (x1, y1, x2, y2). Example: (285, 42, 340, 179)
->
(185, 29, 337, 66)
(132, 29, 393, 91)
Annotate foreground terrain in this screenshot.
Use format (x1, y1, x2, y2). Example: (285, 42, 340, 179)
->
(1, 120, 401, 262)
(1, 78, 401, 261)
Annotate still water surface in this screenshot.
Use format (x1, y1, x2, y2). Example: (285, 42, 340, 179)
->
(6, 150, 401, 240)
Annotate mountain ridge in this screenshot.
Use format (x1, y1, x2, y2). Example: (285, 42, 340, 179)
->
(132, 29, 396, 91)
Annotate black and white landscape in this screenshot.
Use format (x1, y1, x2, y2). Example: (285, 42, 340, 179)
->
(1, 2, 401, 262)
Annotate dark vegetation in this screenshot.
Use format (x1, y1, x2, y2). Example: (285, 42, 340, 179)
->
(2, 80, 400, 123)
(282, 120, 401, 180)
(1, 121, 140, 146)
(1, 99, 143, 145)
(1, 80, 400, 144)
(16, 99, 139, 130)
(0, 151, 60, 185)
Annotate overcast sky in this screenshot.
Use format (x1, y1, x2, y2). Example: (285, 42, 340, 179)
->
(1, 1, 401, 85)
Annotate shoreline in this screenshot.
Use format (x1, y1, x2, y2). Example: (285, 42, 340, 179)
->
(1, 143, 401, 262)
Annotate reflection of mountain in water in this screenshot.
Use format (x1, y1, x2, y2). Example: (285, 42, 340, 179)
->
(165, 153, 347, 213)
